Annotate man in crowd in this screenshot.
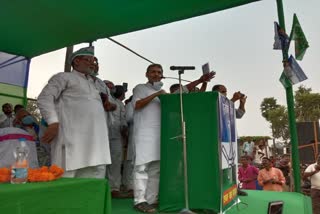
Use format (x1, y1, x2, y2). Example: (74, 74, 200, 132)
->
(37, 46, 111, 178)
(132, 63, 166, 213)
(212, 84, 247, 119)
(303, 155, 320, 213)
(258, 157, 285, 191)
(242, 139, 255, 157)
(278, 154, 291, 191)
(0, 103, 14, 128)
(253, 143, 265, 167)
(238, 156, 259, 190)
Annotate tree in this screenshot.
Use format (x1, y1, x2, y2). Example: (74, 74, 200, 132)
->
(267, 106, 289, 141)
(295, 85, 320, 122)
(260, 97, 289, 141)
(260, 97, 280, 120)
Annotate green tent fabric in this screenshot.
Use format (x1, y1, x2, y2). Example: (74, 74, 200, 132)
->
(1, 0, 260, 58)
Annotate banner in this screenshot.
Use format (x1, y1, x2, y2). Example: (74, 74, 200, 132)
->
(283, 55, 307, 85)
(273, 22, 290, 51)
(290, 14, 309, 60)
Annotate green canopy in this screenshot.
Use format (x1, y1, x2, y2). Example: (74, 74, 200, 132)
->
(1, 0, 260, 58)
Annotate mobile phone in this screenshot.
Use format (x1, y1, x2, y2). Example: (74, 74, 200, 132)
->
(268, 201, 284, 214)
(202, 63, 210, 74)
(122, 82, 128, 92)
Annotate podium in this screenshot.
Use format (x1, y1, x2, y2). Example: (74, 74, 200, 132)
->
(159, 92, 238, 213)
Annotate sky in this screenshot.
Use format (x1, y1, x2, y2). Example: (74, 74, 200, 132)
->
(27, 0, 320, 137)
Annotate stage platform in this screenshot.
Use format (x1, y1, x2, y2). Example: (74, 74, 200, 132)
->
(112, 190, 312, 214)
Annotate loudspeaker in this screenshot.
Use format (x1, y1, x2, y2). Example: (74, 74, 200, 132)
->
(296, 122, 320, 146)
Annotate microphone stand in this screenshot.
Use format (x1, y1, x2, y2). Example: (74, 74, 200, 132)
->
(176, 69, 195, 214)
(162, 76, 192, 83)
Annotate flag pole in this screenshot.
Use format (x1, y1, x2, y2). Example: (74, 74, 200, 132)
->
(276, 0, 301, 193)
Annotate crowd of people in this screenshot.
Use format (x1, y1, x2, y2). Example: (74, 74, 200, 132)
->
(0, 46, 250, 213)
(238, 152, 290, 192)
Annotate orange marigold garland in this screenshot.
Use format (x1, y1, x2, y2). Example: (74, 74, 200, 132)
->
(49, 165, 64, 178)
(28, 165, 64, 182)
(0, 168, 11, 183)
(0, 165, 64, 183)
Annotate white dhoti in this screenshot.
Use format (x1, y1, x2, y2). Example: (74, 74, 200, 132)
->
(133, 160, 160, 205)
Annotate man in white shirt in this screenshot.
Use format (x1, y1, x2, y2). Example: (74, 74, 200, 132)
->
(242, 140, 255, 157)
(37, 47, 111, 178)
(132, 64, 166, 213)
(304, 155, 320, 213)
(253, 144, 265, 167)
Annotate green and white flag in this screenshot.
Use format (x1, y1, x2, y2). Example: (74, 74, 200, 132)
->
(290, 14, 309, 60)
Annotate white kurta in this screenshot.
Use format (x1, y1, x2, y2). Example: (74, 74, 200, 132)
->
(37, 70, 111, 171)
(132, 83, 161, 166)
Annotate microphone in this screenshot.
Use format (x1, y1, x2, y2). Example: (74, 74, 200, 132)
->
(170, 66, 195, 71)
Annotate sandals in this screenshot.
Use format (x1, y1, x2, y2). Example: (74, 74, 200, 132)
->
(134, 202, 156, 213)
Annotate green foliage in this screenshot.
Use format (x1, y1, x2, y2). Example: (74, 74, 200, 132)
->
(26, 98, 41, 122)
(267, 106, 289, 140)
(239, 136, 271, 144)
(260, 97, 280, 120)
(260, 97, 288, 140)
(260, 85, 320, 141)
(295, 85, 320, 122)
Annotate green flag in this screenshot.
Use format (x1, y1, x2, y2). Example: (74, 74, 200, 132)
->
(290, 14, 309, 60)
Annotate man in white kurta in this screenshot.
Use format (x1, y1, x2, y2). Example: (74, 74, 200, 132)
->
(37, 47, 111, 178)
(132, 64, 166, 213)
(106, 86, 128, 195)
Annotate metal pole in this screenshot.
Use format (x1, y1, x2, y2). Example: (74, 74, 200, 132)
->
(64, 46, 74, 72)
(178, 70, 190, 211)
(276, 0, 301, 192)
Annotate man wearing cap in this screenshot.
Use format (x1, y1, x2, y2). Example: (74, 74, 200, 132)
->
(37, 47, 111, 178)
(132, 64, 166, 213)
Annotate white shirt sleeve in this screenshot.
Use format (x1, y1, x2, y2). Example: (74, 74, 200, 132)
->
(37, 73, 68, 125)
(132, 84, 145, 109)
(305, 164, 315, 173)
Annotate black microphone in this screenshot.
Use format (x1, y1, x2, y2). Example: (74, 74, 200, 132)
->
(170, 66, 195, 71)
